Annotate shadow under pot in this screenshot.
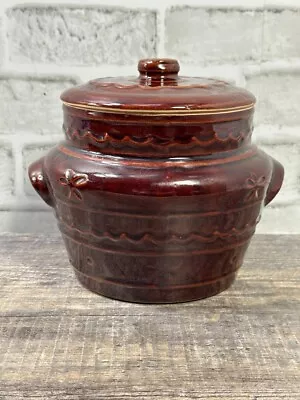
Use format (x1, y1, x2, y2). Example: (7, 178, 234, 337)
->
(28, 58, 284, 303)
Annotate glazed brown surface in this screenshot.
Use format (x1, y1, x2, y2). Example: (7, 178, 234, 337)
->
(61, 58, 255, 112)
(29, 58, 284, 303)
(1, 234, 299, 398)
(62, 112, 254, 157)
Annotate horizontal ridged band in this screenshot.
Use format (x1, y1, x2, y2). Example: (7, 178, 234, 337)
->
(62, 101, 255, 116)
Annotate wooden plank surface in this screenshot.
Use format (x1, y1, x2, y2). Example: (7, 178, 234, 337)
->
(0, 234, 299, 399)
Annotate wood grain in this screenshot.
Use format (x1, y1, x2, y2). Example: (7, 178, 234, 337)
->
(0, 234, 299, 399)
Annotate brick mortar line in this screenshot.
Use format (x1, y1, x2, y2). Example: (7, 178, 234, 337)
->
(0, 63, 134, 82)
(156, 5, 166, 57)
(12, 140, 24, 198)
(0, 200, 49, 211)
(2, 0, 300, 10)
(0, 0, 160, 11)
(270, 197, 300, 208)
(0, 1, 264, 11)
(253, 126, 300, 143)
(0, 134, 63, 145)
(0, 65, 81, 80)
(0, 139, 15, 202)
(1, 61, 300, 84)
(260, 0, 300, 8)
(0, 4, 9, 70)
(244, 61, 300, 76)
(266, 203, 300, 209)
(263, 202, 300, 210)
(2, 1, 300, 10)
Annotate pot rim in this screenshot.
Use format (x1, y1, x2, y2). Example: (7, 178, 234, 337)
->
(62, 100, 255, 116)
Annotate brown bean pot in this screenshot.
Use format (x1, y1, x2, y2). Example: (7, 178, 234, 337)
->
(29, 58, 284, 303)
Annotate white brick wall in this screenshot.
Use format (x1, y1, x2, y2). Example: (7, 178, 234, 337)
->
(263, 9, 300, 60)
(7, 7, 157, 65)
(0, 142, 14, 202)
(165, 8, 264, 64)
(246, 69, 300, 125)
(0, 75, 77, 134)
(0, 0, 299, 233)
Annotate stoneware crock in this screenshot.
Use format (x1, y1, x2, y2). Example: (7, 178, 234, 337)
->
(29, 58, 284, 303)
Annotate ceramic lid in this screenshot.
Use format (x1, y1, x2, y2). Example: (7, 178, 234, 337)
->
(61, 58, 255, 116)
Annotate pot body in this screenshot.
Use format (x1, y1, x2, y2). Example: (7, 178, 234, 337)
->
(29, 110, 284, 303)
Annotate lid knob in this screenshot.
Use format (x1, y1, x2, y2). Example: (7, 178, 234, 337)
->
(138, 59, 180, 85)
(138, 58, 180, 75)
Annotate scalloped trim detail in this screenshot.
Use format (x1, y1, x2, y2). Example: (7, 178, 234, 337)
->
(65, 128, 248, 149)
(58, 218, 256, 245)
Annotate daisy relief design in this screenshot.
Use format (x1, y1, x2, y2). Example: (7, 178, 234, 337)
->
(59, 169, 88, 201)
(245, 173, 266, 202)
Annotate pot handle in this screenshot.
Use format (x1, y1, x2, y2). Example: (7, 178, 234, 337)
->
(265, 157, 284, 206)
(28, 157, 54, 207)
